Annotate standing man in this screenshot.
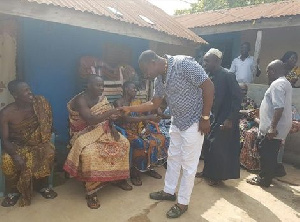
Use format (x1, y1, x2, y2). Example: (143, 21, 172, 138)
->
(247, 60, 292, 187)
(197, 49, 243, 186)
(121, 50, 214, 218)
(230, 42, 261, 83)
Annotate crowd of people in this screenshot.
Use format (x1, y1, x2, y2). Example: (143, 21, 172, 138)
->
(1, 44, 299, 219)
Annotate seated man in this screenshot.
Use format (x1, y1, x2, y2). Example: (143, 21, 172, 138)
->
(0, 80, 57, 207)
(63, 75, 131, 209)
(114, 81, 167, 186)
(239, 83, 260, 171)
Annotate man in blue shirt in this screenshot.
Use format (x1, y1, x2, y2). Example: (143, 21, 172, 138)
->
(121, 50, 214, 218)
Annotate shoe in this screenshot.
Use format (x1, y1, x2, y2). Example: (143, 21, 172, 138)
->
(166, 204, 188, 218)
(149, 190, 176, 201)
(276, 164, 287, 177)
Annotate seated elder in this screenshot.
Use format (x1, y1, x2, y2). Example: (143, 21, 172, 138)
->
(63, 75, 131, 209)
(114, 81, 167, 186)
(1, 80, 57, 207)
(239, 83, 260, 171)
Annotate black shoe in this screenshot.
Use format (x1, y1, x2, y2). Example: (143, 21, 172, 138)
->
(276, 164, 287, 177)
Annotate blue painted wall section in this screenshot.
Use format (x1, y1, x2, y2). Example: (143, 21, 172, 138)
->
(18, 18, 149, 146)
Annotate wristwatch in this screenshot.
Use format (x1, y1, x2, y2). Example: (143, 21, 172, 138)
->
(201, 115, 210, 120)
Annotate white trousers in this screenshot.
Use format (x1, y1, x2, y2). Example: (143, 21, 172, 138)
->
(164, 122, 204, 205)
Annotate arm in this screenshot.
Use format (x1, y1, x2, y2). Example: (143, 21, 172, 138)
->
(200, 78, 214, 117)
(77, 96, 119, 125)
(0, 110, 26, 170)
(267, 83, 287, 139)
(123, 97, 163, 113)
(199, 78, 214, 134)
(229, 59, 236, 74)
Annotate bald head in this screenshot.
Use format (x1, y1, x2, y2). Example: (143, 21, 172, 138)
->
(266, 60, 286, 84)
(138, 50, 159, 65)
(239, 83, 248, 96)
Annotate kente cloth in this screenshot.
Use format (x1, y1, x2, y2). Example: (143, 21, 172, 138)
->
(286, 66, 300, 85)
(1, 96, 54, 206)
(63, 95, 130, 194)
(118, 100, 167, 172)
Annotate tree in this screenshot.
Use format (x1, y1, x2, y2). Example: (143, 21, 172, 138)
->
(175, 0, 285, 15)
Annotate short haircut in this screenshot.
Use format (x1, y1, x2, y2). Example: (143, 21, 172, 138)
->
(86, 74, 103, 85)
(7, 79, 25, 95)
(280, 51, 298, 63)
(138, 50, 158, 65)
(122, 81, 135, 92)
(242, 42, 251, 50)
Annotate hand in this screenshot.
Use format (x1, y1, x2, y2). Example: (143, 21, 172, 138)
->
(12, 154, 26, 171)
(199, 119, 210, 135)
(117, 106, 131, 115)
(220, 119, 232, 130)
(148, 115, 161, 123)
(110, 113, 121, 121)
(247, 109, 258, 119)
(266, 127, 278, 139)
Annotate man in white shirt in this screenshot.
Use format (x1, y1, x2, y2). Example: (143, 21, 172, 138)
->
(230, 42, 261, 83)
(247, 60, 292, 188)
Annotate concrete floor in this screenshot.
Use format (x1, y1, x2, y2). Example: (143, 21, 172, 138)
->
(0, 162, 299, 222)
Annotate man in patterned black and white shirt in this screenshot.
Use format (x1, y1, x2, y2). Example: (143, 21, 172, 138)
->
(120, 50, 214, 218)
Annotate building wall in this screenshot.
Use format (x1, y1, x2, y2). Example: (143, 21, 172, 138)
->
(241, 26, 300, 85)
(149, 41, 196, 57)
(18, 18, 149, 145)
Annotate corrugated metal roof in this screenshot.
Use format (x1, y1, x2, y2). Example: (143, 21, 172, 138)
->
(22, 0, 206, 43)
(176, 0, 300, 28)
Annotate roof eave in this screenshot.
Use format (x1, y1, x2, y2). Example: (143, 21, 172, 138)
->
(191, 15, 300, 35)
(0, 0, 205, 46)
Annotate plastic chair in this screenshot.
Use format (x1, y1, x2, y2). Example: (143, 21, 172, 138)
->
(0, 133, 55, 197)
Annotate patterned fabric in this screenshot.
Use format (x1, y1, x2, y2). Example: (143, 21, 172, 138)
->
(240, 127, 260, 171)
(1, 96, 54, 206)
(241, 96, 257, 110)
(286, 66, 300, 86)
(63, 95, 130, 195)
(153, 55, 208, 131)
(117, 99, 167, 172)
(159, 107, 171, 149)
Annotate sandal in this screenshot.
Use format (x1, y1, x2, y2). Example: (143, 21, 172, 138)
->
(39, 188, 58, 199)
(86, 194, 100, 209)
(131, 176, 142, 186)
(207, 179, 222, 186)
(246, 176, 270, 187)
(149, 190, 176, 201)
(1, 193, 20, 207)
(114, 180, 133, 191)
(166, 204, 188, 218)
(145, 170, 162, 179)
(195, 172, 204, 178)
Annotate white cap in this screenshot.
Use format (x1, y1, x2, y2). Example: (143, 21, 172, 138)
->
(205, 48, 223, 59)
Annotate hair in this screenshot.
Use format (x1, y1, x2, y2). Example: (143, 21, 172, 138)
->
(122, 81, 135, 93)
(7, 80, 25, 95)
(86, 74, 103, 85)
(242, 42, 251, 51)
(138, 50, 158, 65)
(280, 51, 298, 63)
